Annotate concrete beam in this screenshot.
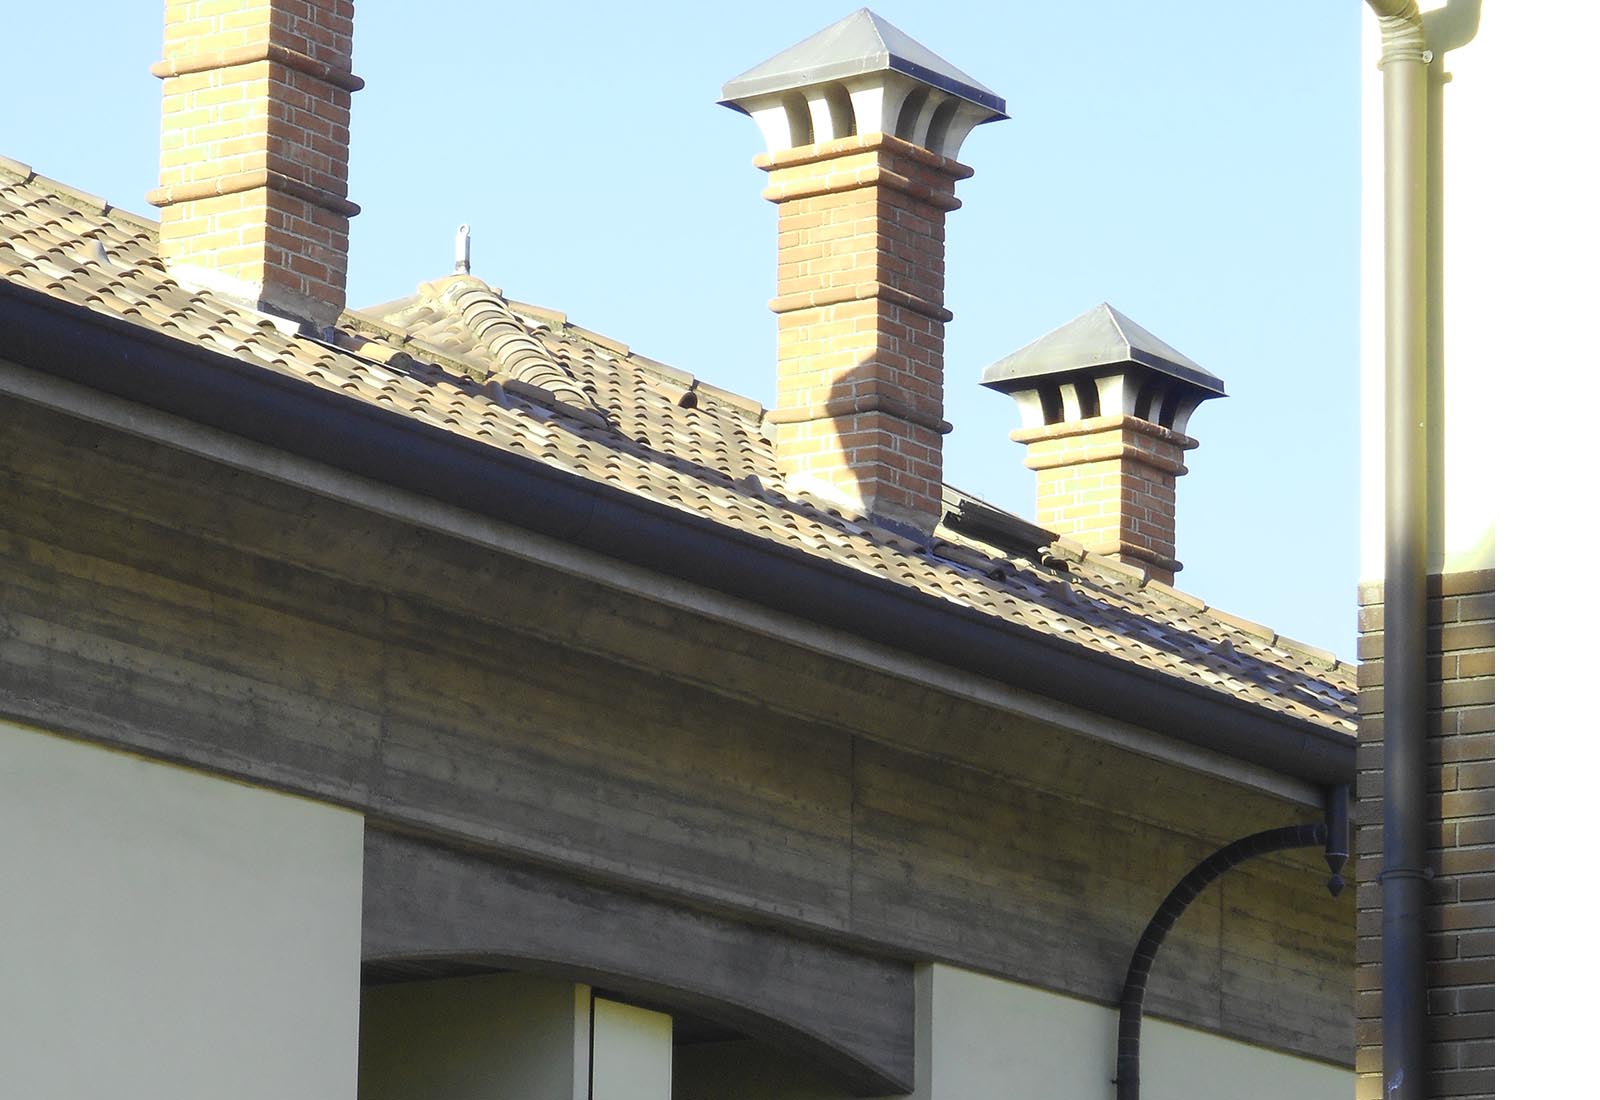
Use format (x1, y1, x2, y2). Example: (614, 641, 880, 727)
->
(361, 830, 915, 1096)
(0, 356, 1327, 807)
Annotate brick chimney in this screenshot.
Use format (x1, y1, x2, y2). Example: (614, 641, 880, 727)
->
(721, 10, 1005, 532)
(980, 304, 1225, 585)
(148, 0, 362, 326)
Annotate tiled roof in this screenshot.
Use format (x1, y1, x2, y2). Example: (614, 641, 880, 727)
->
(0, 158, 1356, 737)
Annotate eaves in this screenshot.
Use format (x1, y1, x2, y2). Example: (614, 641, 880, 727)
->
(0, 280, 1355, 797)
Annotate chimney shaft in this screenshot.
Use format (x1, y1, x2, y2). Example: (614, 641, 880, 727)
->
(760, 135, 965, 528)
(722, 10, 1005, 531)
(981, 304, 1225, 585)
(149, 0, 362, 326)
(1021, 415, 1195, 584)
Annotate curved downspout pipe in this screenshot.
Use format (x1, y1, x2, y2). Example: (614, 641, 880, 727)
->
(1364, 4, 1429, 1100)
(1114, 788, 1348, 1100)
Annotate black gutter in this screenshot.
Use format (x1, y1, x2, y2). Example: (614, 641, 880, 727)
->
(1, 280, 1354, 786)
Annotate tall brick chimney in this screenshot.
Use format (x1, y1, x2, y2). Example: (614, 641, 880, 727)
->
(981, 304, 1225, 585)
(721, 10, 1005, 532)
(148, 0, 362, 326)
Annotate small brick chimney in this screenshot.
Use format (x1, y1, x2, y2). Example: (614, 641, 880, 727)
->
(721, 10, 1005, 532)
(148, 0, 362, 326)
(981, 304, 1225, 585)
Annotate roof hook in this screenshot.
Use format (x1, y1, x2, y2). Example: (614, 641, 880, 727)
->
(80, 238, 112, 268)
(454, 223, 471, 275)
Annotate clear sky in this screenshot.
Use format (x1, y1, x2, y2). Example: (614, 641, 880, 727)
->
(2, 1, 1360, 658)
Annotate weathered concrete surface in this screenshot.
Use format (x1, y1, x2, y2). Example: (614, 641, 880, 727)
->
(362, 830, 914, 1095)
(0, 400, 1354, 1064)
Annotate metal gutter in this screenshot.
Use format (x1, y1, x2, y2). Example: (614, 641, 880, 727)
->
(1364, 3, 1429, 1098)
(0, 278, 1354, 787)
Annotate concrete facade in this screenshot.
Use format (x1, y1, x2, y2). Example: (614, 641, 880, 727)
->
(0, 378, 1353, 1096)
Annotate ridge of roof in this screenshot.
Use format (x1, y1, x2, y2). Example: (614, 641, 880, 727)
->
(0, 154, 157, 236)
(498, 299, 766, 422)
(353, 285, 767, 426)
(421, 275, 603, 414)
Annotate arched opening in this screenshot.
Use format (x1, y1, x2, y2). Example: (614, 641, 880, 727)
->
(924, 97, 960, 157)
(893, 86, 930, 142)
(359, 958, 881, 1100)
(782, 91, 813, 147)
(819, 81, 856, 140)
(359, 832, 914, 1098)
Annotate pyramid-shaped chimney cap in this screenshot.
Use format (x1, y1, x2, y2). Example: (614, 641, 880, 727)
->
(981, 303, 1226, 398)
(720, 8, 1006, 117)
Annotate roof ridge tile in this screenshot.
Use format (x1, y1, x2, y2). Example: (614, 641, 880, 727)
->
(423, 275, 607, 417)
(1203, 606, 1279, 644)
(0, 157, 157, 237)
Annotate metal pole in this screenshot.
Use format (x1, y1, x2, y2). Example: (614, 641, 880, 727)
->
(1365, 4, 1430, 1098)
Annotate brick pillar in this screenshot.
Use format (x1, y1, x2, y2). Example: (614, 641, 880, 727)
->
(148, 0, 362, 325)
(1015, 414, 1194, 585)
(1355, 569, 1495, 1100)
(980, 303, 1222, 584)
(757, 134, 969, 530)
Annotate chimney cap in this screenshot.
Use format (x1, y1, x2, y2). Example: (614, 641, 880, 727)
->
(981, 302, 1226, 398)
(720, 8, 1006, 117)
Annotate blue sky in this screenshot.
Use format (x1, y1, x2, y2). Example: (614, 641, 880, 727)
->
(2, 2, 1360, 657)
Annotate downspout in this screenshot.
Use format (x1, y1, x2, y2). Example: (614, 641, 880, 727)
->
(1112, 786, 1348, 1100)
(1364, 3, 1429, 1099)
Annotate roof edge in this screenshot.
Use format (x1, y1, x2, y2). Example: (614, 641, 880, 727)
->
(1, 278, 1354, 787)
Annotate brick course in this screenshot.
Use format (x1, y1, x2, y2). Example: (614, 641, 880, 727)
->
(149, 0, 359, 324)
(1355, 569, 1494, 1100)
(758, 134, 971, 530)
(1011, 414, 1195, 585)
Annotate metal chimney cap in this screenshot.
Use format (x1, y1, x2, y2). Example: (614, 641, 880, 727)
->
(980, 303, 1226, 397)
(720, 8, 1006, 117)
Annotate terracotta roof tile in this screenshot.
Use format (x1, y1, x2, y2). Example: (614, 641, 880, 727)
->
(0, 162, 1355, 738)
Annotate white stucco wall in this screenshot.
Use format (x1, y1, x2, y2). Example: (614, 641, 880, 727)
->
(360, 974, 592, 1100)
(677, 963, 1348, 1100)
(0, 720, 364, 1100)
(913, 964, 1347, 1100)
(594, 996, 674, 1100)
(360, 977, 673, 1100)
(1360, 0, 1596, 578)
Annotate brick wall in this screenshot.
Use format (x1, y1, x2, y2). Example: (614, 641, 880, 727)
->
(149, 0, 360, 324)
(1355, 569, 1495, 1099)
(757, 134, 970, 529)
(1014, 413, 1195, 585)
